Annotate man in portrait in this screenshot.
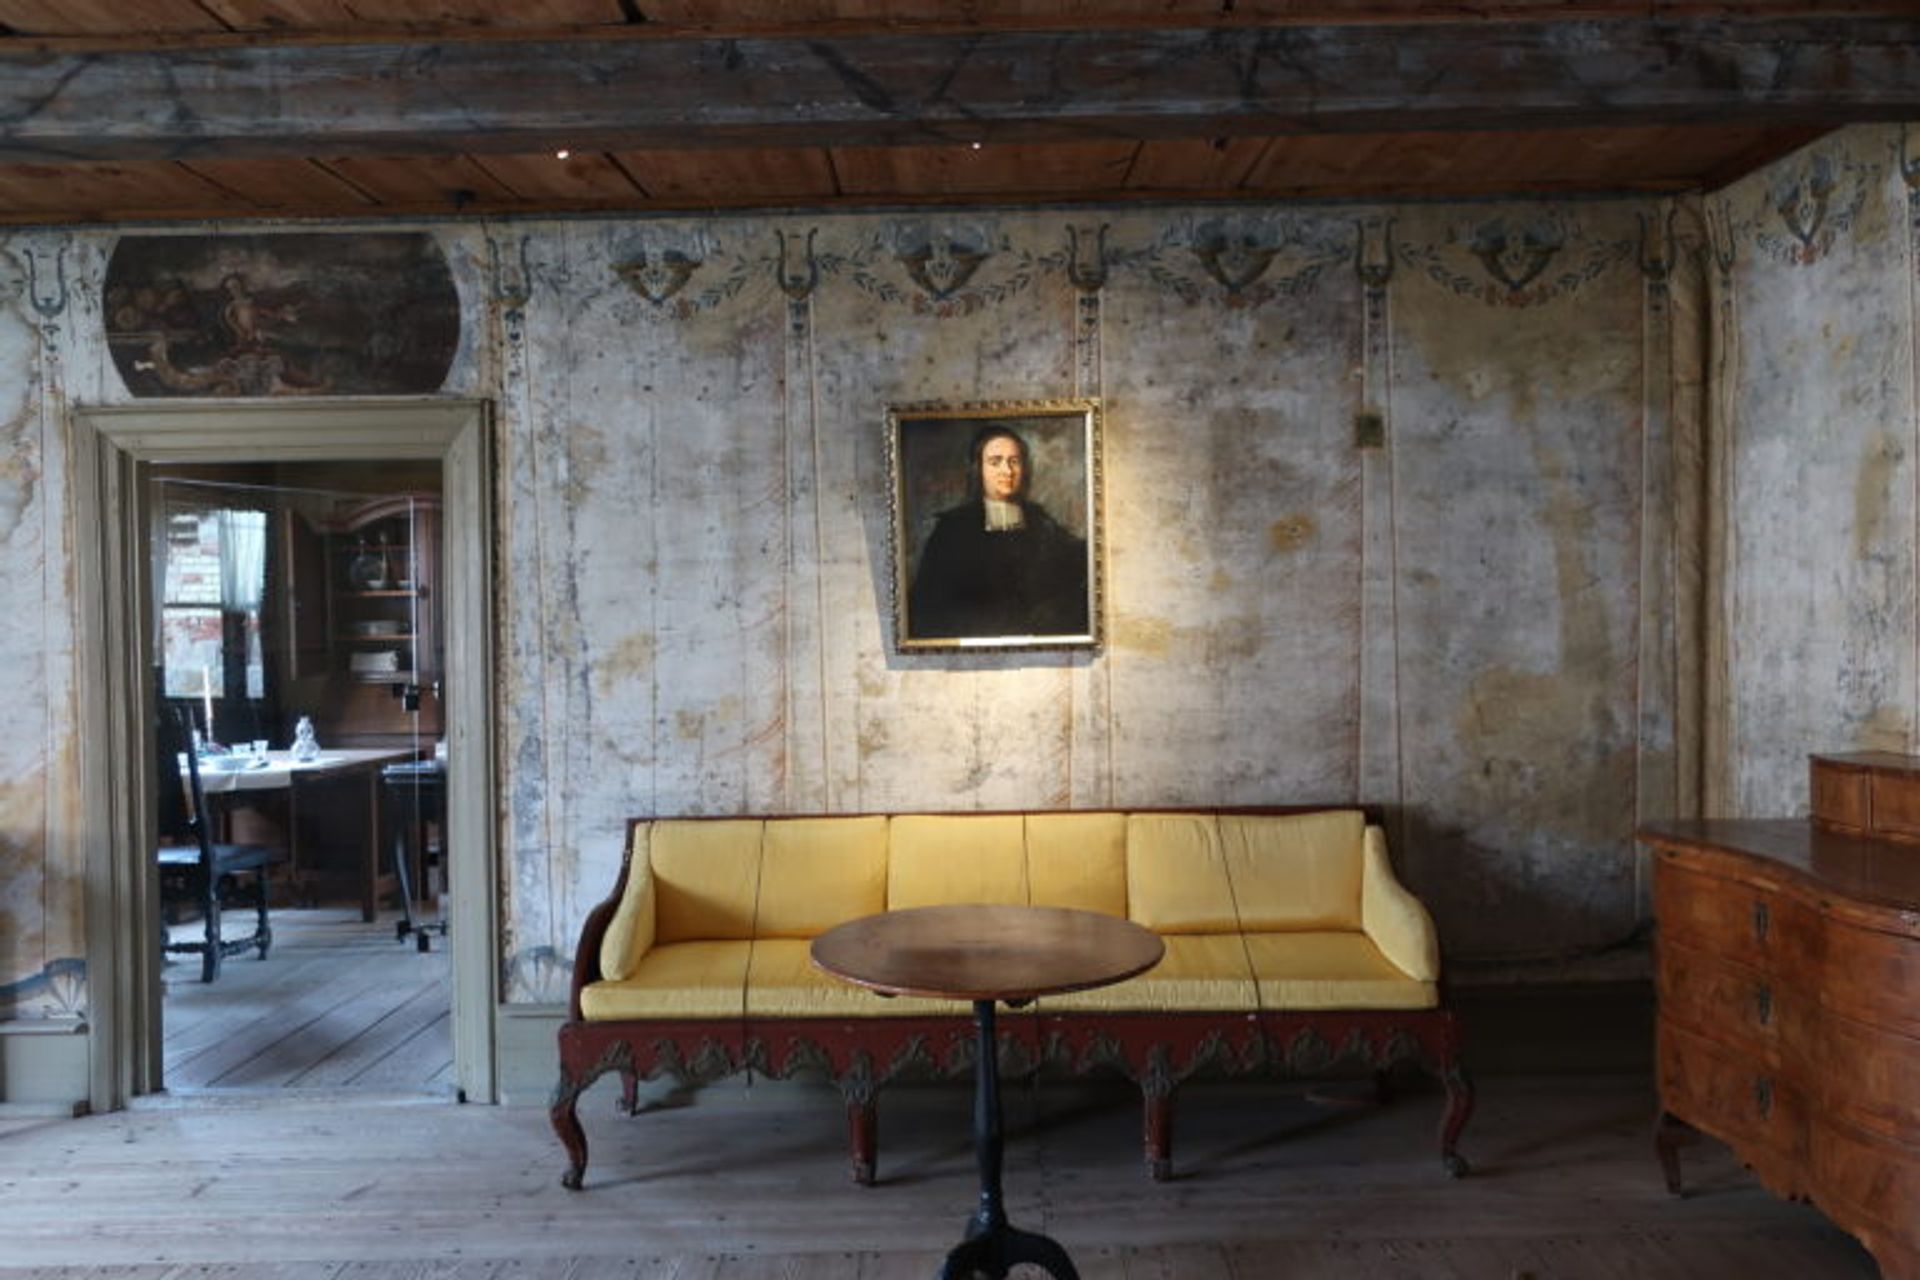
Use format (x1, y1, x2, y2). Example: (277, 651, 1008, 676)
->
(907, 424, 1089, 640)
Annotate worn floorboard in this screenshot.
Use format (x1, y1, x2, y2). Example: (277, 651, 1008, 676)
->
(0, 1066, 1879, 1277)
(161, 907, 451, 1096)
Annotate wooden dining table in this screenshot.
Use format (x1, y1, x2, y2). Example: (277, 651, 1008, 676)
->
(193, 747, 418, 920)
(811, 903, 1163, 1280)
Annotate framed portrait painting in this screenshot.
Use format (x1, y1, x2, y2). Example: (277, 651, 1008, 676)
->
(887, 398, 1103, 652)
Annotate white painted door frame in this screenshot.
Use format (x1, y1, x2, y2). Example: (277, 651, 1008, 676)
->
(71, 398, 497, 1110)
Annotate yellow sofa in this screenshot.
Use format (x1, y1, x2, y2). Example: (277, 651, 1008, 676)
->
(552, 807, 1471, 1189)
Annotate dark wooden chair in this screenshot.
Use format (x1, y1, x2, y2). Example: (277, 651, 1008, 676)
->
(157, 704, 282, 983)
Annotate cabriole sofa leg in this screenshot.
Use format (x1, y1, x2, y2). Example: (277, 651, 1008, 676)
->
(847, 1097, 877, 1185)
(1438, 1060, 1474, 1177)
(551, 1082, 591, 1190)
(1143, 1084, 1174, 1181)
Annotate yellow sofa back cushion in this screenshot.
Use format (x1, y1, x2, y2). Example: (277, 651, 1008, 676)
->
(888, 814, 1028, 909)
(1125, 813, 1238, 934)
(753, 815, 889, 938)
(1026, 812, 1128, 917)
(651, 819, 764, 944)
(1220, 810, 1365, 930)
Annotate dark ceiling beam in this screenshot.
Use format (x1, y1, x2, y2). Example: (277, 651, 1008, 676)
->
(0, 18, 1913, 164)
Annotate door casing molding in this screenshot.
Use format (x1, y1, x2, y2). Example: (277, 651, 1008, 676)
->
(71, 397, 498, 1110)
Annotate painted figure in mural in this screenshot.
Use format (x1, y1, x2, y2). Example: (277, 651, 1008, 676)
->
(908, 426, 1089, 638)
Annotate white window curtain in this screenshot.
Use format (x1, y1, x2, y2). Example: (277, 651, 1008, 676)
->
(217, 509, 267, 611)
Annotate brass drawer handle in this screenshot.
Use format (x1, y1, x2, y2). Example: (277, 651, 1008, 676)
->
(1754, 1076, 1773, 1119)
(1752, 900, 1770, 943)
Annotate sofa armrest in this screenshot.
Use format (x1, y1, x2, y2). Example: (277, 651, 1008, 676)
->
(568, 823, 659, 1018)
(1359, 825, 1440, 982)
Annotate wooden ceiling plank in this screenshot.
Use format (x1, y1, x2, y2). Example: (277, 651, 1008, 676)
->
(312, 153, 523, 207)
(471, 150, 647, 201)
(0, 0, 223, 36)
(175, 155, 381, 209)
(193, 0, 629, 32)
(0, 18, 1912, 163)
(625, 1, 1915, 32)
(608, 146, 839, 200)
(1126, 137, 1273, 190)
(831, 140, 1136, 196)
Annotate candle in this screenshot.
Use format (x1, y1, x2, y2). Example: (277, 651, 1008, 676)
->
(202, 666, 214, 743)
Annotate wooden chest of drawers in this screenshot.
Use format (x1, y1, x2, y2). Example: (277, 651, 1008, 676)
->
(1642, 819, 1920, 1279)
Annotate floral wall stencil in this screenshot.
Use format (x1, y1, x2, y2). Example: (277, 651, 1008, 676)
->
(1752, 152, 1872, 266)
(611, 228, 758, 319)
(820, 219, 1038, 316)
(1398, 212, 1635, 307)
(1112, 214, 1349, 306)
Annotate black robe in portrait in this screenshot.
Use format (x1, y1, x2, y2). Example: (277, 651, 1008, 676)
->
(906, 500, 1089, 639)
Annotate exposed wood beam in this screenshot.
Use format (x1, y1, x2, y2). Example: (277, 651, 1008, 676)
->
(0, 18, 1913, 164)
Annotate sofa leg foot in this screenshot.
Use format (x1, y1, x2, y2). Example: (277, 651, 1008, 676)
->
(848, 1097, 877, 1186)
(1438, 1060, 1475, 1179)
(551, 1079, 592, 1191)
(1143, 1086, 1173, 1182)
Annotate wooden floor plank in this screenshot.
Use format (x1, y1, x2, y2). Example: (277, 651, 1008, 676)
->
(160, 907, 449, 1096)
(0, 1063, 1880, 1278)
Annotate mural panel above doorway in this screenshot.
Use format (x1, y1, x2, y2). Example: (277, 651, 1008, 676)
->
(104, 232, 459, 397)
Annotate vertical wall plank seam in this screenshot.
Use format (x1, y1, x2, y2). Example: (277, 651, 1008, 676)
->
(805, 289, 832, 812)
(1904, 126, 1920, 754)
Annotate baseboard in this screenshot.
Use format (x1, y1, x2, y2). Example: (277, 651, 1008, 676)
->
(0, 1017, 90, 1111)
(495, 1002, 564, 1106)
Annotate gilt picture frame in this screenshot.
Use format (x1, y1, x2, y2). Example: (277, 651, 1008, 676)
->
(887, 398, 1103, 652)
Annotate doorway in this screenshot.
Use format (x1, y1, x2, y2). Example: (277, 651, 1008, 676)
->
(71, 400, 496, 1113)
(151, 466, 450, 1093)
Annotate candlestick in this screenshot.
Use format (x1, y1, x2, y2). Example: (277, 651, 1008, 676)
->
(202, 665, 215, 744)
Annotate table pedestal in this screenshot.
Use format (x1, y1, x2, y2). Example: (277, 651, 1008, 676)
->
(939, 999, 1078, 1280)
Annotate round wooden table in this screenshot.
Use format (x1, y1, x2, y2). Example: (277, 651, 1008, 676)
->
(812, 904, 1163, 1280)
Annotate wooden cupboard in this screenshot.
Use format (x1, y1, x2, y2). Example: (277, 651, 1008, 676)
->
(277, 491, 442, 749)
(1642, 817, 1920, 1279)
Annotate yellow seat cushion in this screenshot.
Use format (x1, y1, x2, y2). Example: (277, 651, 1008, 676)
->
(888, 814, 1028, 910)
(651, 819, 765, 944)
(1125, 813, 1237, 933)
(1220, 811, 1365, 931)
(746, 938, 956, 1017)
(1038, 934, 1253, 1013)
(752, 815, 889, 939)
(1242, 932, 1437, 1011)
(1026, 812, 1128, 917)
(579, 940, 751, 1020)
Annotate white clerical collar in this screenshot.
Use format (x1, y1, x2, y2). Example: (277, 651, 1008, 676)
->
(983, 498, 1025, 531)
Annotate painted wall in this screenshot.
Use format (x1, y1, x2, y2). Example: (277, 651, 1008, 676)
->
(8, 125, 1908, 1039)
(1709, 126, 1920, 815)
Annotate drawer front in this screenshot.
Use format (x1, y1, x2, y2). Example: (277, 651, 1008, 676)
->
(1654, 858, 1815, 971)
(1822, 921, 1920, 1040)
(1871, 768, 1920, 838)
(1807, 1114, 1920, 1264)
(1811, 760, 1871, 831)
(1658, 1020, 1807, 1175)
(1656, 937, 1795, 1063)
(1813, 1014, 1920, 1147)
